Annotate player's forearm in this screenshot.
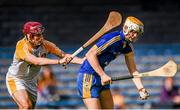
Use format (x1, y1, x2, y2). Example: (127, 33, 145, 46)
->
(125, 53, 144, 89)
(33, 57, 59, 65)
(25, 56, 61, 66)
(86, 53, 105, 76)
(70, 56, 84, 64)
(131, 71, 144, 90)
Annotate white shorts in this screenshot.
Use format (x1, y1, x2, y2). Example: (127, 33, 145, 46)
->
(6, 73, 38, 101)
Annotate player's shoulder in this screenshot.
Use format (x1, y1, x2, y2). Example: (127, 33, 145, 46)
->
(42, 40, 57, 49)
(126, 42, 134, 52)
(16, 38, 27, 48)
(43, 40, 55, 45)
(102, 30, 121, 40)
(106, 30, 121, 37)
(43, 39, 51, 44)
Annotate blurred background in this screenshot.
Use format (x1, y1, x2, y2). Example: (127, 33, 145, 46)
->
(0, 0, 180, 109)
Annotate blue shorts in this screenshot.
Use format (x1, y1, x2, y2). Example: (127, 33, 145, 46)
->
(77, 73, 110, 99)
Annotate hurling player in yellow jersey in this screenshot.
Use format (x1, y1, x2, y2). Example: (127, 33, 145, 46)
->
(6, 21, 84, 109)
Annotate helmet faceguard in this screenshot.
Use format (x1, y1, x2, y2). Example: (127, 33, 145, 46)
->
(23, 21, 45, 36)
(123, 16, 144, 36)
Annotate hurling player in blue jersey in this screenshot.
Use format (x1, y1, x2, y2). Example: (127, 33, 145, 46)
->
(77, 16, 149, 109)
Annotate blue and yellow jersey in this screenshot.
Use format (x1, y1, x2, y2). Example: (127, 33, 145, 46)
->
(79, 30, 133, 75)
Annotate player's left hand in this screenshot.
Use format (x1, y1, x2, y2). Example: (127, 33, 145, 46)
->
(138, 88, 149, 100)
(101, 74, 112, 85)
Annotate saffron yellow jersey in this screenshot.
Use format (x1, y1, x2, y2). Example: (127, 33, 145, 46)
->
(7, 37, 63, 80)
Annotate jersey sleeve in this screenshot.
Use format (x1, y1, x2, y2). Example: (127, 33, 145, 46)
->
(122, 43, 134, 55)
(43, 40, 64, 58)
(95, 34, 120, 55)
(15, 41, 31, 60)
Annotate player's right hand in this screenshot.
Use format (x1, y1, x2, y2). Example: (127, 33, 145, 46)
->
(62, 56, 73, 69)
(100, 74, 112, 85)
(64, 54, 73, 64)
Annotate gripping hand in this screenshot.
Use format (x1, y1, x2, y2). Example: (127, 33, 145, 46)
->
(139, 88, 149, 100)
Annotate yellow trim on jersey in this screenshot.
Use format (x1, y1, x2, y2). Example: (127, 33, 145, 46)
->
(97, 36, 120, 54)
(8, 79, 17, 93)
(83, 74, 92, 98)
(15, 38, 31, 60)
(123, 41, 127, 48)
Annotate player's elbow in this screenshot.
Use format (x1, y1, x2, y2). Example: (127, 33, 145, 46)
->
(25, 55, 44, 66)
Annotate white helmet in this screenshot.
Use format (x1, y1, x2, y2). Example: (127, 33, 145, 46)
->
(123, 16, 144, 35)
